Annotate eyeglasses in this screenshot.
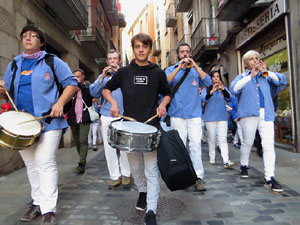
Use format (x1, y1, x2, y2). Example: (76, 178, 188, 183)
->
(21, 33, 40, 39)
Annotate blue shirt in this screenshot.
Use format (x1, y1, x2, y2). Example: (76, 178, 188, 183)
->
(89, 74, 124, 116)
(165, 63, 212, 118)
(4, 51, 78, 132)
(17, 58, 38, 115)
(230, 69, 282, 121)
(202, 87, 231, 122)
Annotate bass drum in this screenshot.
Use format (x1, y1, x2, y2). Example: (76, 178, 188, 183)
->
(0, 111, 42, 150)
(108, 121, 160, 153)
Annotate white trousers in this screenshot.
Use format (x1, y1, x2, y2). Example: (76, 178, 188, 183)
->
(239, 108, 276, 180)
(101, 115, 131, 180)
(171, 117, 204, 179)
(19, 129, 62, 214)
(88, 122, 99, 146)
(233, 121, 243, 144)
(205, 121, 230, 164)
(127, 150, 160, 214)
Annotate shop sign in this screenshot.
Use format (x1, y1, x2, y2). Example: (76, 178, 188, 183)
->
(259, 33, 286, 59)
(236, 0, 286, 49)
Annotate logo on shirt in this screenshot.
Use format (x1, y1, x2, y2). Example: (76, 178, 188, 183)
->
(44, 72, 50, 80)
(134, 76, 148, 85)
(192, 80, 197, 86)
(21, 70, 33, 76)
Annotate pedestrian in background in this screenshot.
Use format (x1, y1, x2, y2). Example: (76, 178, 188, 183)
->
(66, 69, 94, 175)
(102, 33, 171, 225)
(0, 24, 77, 225)
(165, 43, 211, 192)
(228, 94, 243, 149)
(202, 70, 235, 168)
(230, 50, 287, 192)
(88, 98, 102, 151)
(89, 49, 131, 189)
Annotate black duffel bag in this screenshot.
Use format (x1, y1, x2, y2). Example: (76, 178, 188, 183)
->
(157, 129, 197, 191)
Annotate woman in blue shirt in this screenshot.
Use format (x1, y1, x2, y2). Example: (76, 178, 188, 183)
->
(0, 25, 77, 224)
(202, 71, 235, 168)
(230, 50, 286, 193)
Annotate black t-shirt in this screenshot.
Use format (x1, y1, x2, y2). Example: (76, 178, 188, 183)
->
(104, 60, 171, 125)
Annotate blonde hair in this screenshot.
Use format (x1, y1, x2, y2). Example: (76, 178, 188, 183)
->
(242, 50, 260, 63)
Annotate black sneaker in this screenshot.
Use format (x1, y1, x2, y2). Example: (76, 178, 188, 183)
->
(264, 177, 283, 193)
(135, 192, 147, 211)
(240, 165, 249, 178)
(76, 162, 85, 174)
(145, 210, 157, 225)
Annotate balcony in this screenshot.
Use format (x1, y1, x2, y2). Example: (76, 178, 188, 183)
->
(175, 0, 192, 12)
(216, 0, 257, 21)
(78, 5, 107, 58)
(166, 3, 177, 27)
(153, 39, 161, 57)
(178, 34, 191, 47)
(166, 49, 176, 66)
(191, 18, 219, 63)
(39, 0, 88, 30)
(102, 0, 119, 26)
(118, 13, 126, 28)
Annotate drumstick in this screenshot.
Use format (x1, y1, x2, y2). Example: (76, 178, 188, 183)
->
(17, 115, 51, 125)
(4, 89, 18, 112)
(144, 114, 159, 124)
(117, 114, 137, 122)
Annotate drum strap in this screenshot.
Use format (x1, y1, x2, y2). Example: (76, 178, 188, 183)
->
(9, 60, 17, 100)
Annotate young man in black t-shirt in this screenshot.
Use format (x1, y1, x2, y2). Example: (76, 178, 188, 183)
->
(103, 33, 171, 225)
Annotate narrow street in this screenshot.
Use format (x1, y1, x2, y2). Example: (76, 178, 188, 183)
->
(1, 142, 300, 225)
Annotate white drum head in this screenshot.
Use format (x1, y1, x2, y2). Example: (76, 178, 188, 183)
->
(0, 111, 41, 136)
(111, 121, 157, 134)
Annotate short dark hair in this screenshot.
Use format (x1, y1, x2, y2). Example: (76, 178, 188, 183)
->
(107, 49, 121, 61)
(176, 43, 191, 54)
(131, 33, 153, 49)
(73, 68, 85, 76)
(20, 24, 46, 50)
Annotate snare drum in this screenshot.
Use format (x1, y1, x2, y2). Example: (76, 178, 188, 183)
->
(108, 121, 161, 153)
(0, 111, 42, 150)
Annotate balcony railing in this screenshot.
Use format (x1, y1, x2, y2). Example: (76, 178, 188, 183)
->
(153, 39, 161, 56)
(166, 3, 177, 27)
(178, 34, 191, 47)
(40, 0, 88, 30)
(166, 49, 176, 66)
(175, 0, 192, 12)
(78, 5, 108, 57)
(191, 18, 219, 59)
(216, 0, 257, 21)
(102, 0, 119, 26)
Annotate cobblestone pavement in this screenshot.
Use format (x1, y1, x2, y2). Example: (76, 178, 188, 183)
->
(2, 144, 300, 225)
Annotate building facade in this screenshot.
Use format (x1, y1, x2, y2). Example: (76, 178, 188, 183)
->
(0, 0, 126, 175)
(154, 0, 299, 152)
(127, 2, 156, 63)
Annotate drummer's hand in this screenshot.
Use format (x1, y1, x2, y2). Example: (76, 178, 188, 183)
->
(157, 104, 167, 118)
(50, 102, 64, 117)
(0, 80, 6, 93)
(110, 103, 120, 117)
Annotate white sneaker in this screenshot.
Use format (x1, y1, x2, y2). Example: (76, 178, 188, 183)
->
(209, 159, 215, 164)
(224, 160, 235, 169)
